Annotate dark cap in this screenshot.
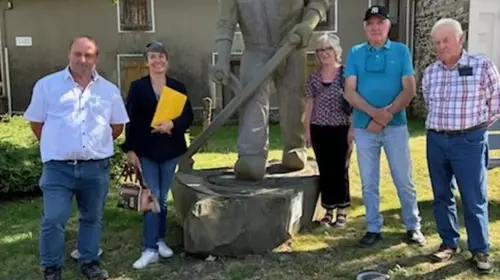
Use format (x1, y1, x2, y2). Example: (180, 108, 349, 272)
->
(364, 5, 389, 21)
(145, 41, 168, 58)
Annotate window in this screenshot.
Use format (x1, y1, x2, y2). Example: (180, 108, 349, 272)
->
(118, 0, 155, 32)
(117, 54, 148, 97)
(315, 0, 338, 32)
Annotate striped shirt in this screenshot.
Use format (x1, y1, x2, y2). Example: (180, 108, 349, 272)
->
(422, 50, 500, 131)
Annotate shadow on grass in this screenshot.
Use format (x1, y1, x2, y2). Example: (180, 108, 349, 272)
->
(3, 189, 500, 279)
(407, 259, 500, 280)
(0, 198, 186, 279)
(286, 198, 500, 279)
(380, 199, 500, 235)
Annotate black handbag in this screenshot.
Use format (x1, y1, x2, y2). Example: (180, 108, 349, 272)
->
(339, 65, 353, 115)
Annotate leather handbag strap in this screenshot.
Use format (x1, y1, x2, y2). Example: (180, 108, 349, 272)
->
(118, 163, 148, 190)
(135, 165, 148, 190)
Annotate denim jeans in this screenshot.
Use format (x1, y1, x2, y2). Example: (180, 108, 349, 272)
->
(139, 157, 178, 251)
(426, 128, 489, 253)
(39, 159, 110, 268)
(354, 125, 421, 233)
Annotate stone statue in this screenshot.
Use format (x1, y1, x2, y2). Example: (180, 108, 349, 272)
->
(171, 0, 333, 256)
(210, 0, 333, 181)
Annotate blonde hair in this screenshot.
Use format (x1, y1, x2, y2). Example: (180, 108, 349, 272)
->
(315, 33, 342, 62)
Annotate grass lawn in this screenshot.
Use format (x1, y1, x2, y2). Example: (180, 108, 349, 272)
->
(1, 117, 500, 279)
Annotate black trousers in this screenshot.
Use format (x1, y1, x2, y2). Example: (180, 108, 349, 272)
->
(310, 124, 351, 210)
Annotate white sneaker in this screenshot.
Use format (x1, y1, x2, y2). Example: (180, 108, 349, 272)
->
(132, 250, 159, 269)
(157, 241, 173, 258)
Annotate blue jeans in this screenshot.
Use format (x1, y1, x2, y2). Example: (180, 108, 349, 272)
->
(354, 125, 421, 233)
(39, 159, 110, 268)
(139, 157, 178, 251)
(426, 128, 489, 253)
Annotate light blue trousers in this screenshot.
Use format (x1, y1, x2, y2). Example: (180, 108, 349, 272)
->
(354, 125, 422, 233)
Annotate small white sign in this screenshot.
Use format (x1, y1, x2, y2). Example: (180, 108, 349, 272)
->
(15, 36, 32, 47)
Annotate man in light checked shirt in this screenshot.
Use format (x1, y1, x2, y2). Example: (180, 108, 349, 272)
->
(422, 18, 500, 274)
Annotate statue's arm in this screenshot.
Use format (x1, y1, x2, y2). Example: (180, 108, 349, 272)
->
(215, 0, 238, 66)
(302, 0, 331, 29)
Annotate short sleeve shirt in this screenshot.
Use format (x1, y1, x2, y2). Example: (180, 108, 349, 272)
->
(344, 40, 415, 129)
(23, 67, 130, 163)
(305, 67, 351, 127)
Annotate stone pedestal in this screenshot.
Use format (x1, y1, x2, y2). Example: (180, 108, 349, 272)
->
(171, 158, 323, 257)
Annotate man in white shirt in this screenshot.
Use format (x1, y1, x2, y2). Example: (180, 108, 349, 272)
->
(23, 36, 129, 280)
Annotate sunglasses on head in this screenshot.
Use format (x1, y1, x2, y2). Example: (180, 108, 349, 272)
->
(146, 42, 163, 48)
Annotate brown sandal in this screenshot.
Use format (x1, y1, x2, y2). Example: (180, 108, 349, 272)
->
(320, 212, 334, 225)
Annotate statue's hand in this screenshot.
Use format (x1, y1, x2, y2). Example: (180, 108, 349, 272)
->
(210, 61, 231, 85)
(286, 22, 313, 49)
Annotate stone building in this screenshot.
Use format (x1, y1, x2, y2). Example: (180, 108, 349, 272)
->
(0, 0, 497, 122)
(412, 0, 470, 117)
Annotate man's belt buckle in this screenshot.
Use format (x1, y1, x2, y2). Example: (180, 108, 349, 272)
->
(67, 159, 90, 165)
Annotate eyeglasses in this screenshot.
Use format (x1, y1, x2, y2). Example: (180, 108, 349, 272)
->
(316, 47, 334, 53)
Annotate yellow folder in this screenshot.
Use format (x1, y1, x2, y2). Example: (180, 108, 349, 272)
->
(151, 86, 187, 128)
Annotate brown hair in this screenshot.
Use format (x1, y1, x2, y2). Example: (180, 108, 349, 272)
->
(145, 41, 168, 60)
(69, 35, 100, 56)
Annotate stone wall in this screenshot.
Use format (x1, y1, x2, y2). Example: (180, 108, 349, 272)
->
(411, 0, 470, 117)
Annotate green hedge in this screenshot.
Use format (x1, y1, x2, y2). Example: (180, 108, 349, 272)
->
(0, 116, 42, 194)
(0, 116, 194, 196)
(0, 116, 127, 195)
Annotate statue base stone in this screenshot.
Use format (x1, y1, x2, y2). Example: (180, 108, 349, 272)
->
(171, 158, 324, 257)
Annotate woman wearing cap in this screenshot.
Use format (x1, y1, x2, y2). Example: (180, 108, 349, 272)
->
(304, 33, 353, 228)
(120, 42, 194, 269)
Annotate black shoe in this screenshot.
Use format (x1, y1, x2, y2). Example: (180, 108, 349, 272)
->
(44, 267, 62, 280)
(359, 232, 382, 247)
(79, 261, 109, 280)
(407, 230, 426, 246)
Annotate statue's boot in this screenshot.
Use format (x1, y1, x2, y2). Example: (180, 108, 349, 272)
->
(234, 155, 267, 181)
(282, 148, 307, 171)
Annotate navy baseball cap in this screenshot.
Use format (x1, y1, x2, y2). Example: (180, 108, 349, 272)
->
(364, 5, 390, 21)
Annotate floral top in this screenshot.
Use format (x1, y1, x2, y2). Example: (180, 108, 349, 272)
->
(305, 67, 351, 127)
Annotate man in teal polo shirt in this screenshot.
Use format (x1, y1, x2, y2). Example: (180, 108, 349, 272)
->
(344, 5, 426, 247)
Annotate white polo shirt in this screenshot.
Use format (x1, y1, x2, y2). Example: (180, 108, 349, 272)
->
(23, 67, 130, 163)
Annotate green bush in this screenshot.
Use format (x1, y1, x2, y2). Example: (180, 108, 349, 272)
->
(0, 139, 42, 193)
(0, 116, 126, 195)
(0, 115, 192, 196)
(0, 116, 42, 194)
